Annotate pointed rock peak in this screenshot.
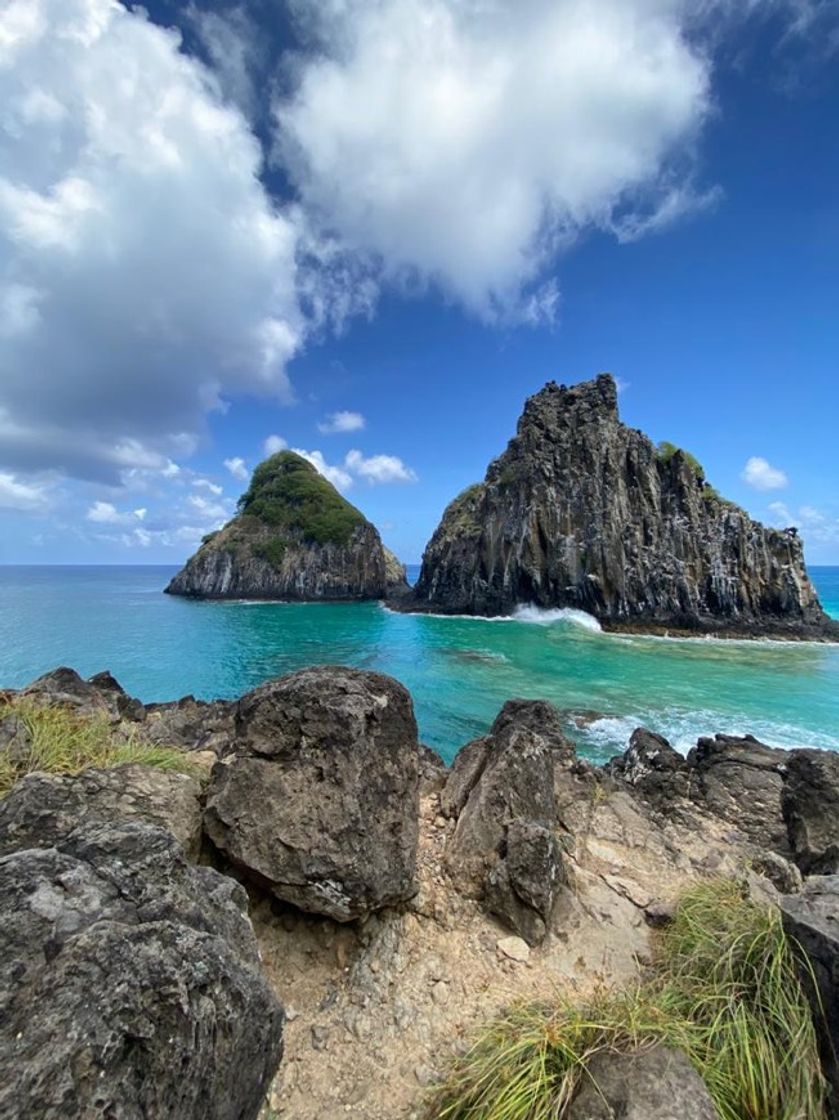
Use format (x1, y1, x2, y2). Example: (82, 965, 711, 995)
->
(518, 373, 619, 438)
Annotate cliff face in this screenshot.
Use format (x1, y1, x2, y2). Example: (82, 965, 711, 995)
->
(166, 451, 406, 601)
(410, 375, 831, 636)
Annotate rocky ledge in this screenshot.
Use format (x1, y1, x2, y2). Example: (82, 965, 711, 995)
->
(166, 450, 407, 601)
(401, 374, 835, 639)
(4, 665, 839, 1118)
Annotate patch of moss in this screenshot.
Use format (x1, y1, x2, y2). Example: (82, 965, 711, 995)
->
(237, 451, 367, 547)
(201, 530, 219, 546)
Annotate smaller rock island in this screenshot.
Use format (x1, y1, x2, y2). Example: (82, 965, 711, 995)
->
(166, 450, 406, 601)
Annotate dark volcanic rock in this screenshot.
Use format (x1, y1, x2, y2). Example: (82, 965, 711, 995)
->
(783, 750, 839, 874)
(687, 734, 790, 853)
(567, 1046, 719, 1120)
(607, 728, 690, 804)
(445, 699, 570, 943)
(166, 451, 407, 601)
(780, 877, 839, 1119)
(407, 374, 831, 638)
(0, 818, 283, 1120)
(0, 765, 205, 860)
(204, 666, 420, 921)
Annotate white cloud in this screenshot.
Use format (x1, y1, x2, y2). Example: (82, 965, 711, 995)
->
(768, 500, 793, 524)
(292, 448, 354, 492)
(263, 434, 288, 455)
(317, 410, 366, 435)
(742, 456, 789, 491)
(187, 493, 231, 521)
(191, 478, 223, 496)
(0, 471, 49, 510)
(224, 457, 249, 482)
(85, 500, 147, 524)
(290, 446, 418, 490)
(276, 0, 715, 320)
(344, 449, 417, 484)
(0, 0, 305, 484)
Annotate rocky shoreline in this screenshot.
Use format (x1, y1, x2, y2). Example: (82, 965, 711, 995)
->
(3, 666, 839, 1118)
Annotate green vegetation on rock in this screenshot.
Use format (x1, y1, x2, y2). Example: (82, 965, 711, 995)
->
(441, 484, 484, 535)
(657, 440, 705, 479)
(252, 538, 288, 569)
(0, 701, 199, 797)
(237, 451, 367, 547)
(428, 878, 824, 1120)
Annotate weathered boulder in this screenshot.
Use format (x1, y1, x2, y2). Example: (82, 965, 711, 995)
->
(687, 734, 790, 853)
(204, 667, 420, 921)
(606, 728, 690, 804)
(485, 820, 565, 945)
(0, 818, 283, 1120)
(783, 750, 839, 874)
(405, 374, 832, 638)
(567, 1046, 719, 1120)
(166, 451, 408, 601)
(780, 876, 839, 1119)
(143, 694, 236, 754)
(0, 764, 205, 860)
(445, 700, 569, 943)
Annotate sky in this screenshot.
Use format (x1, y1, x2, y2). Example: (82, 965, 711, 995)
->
(0, 0, 838, 566)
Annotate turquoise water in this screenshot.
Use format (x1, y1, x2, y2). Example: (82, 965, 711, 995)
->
(1, 565, 838, 764)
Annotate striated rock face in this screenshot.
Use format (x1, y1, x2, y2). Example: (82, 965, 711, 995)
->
(408, 374, 831, 637)
(166, 451, 406, 601)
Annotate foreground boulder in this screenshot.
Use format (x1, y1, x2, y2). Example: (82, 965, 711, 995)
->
(567, 1046, 719, 1120)
(780, 877, 839, 1119)
(0, 818, 283, 1120)
(444, 699, 570, 944)
(783, 750, 839, 874)
(0, 764, 205, 860)
(166, 450, 407, 601)
(204, 667, 420, 921)
(405, 374, 832, 638)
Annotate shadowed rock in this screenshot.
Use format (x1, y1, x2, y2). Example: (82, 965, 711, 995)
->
(0, 818, 283, 1120)
(783, 750, 839, 874)
(204, 666, 420, 921)
(567, 1046, 719, 1120)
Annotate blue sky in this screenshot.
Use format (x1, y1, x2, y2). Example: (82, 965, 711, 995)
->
(0, 0, 837, 565)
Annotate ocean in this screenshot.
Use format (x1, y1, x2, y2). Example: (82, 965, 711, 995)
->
(1, 565, 838, 764)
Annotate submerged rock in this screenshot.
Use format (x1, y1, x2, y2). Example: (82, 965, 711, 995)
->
(0, 818, 283, 1120)
(166, 450, 407, 601)
(405, 374, 832, 638)
(204, 666, 420, 920)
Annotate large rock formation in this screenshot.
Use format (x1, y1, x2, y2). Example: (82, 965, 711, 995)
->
(166, 451, 406, 601)
(407, 374, 832, 637)
(204, 666, 421, 921)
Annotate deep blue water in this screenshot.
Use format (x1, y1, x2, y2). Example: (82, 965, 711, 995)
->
(1, 565, 837, 764)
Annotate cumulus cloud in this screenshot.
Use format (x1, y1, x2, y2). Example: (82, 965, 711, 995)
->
(263, 434, 288, 455)
(291, 446, 417, 490)
(224, 457, 249, 482)
(317, 410, 366, 435)
(191, 478, 223, 496)
(85, 500, 146, 525)
(292, 448, 354, 491)
(345, 449, 417, 484)
(742, 456, 789, 491)
(0, 0, 305, 484)
(276, 0, 716, 320)
(0, 471, 49, 511)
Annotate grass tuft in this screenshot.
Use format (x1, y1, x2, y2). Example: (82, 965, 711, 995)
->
(428, 879, 825, 1120)
(0, 700, 201, 797)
